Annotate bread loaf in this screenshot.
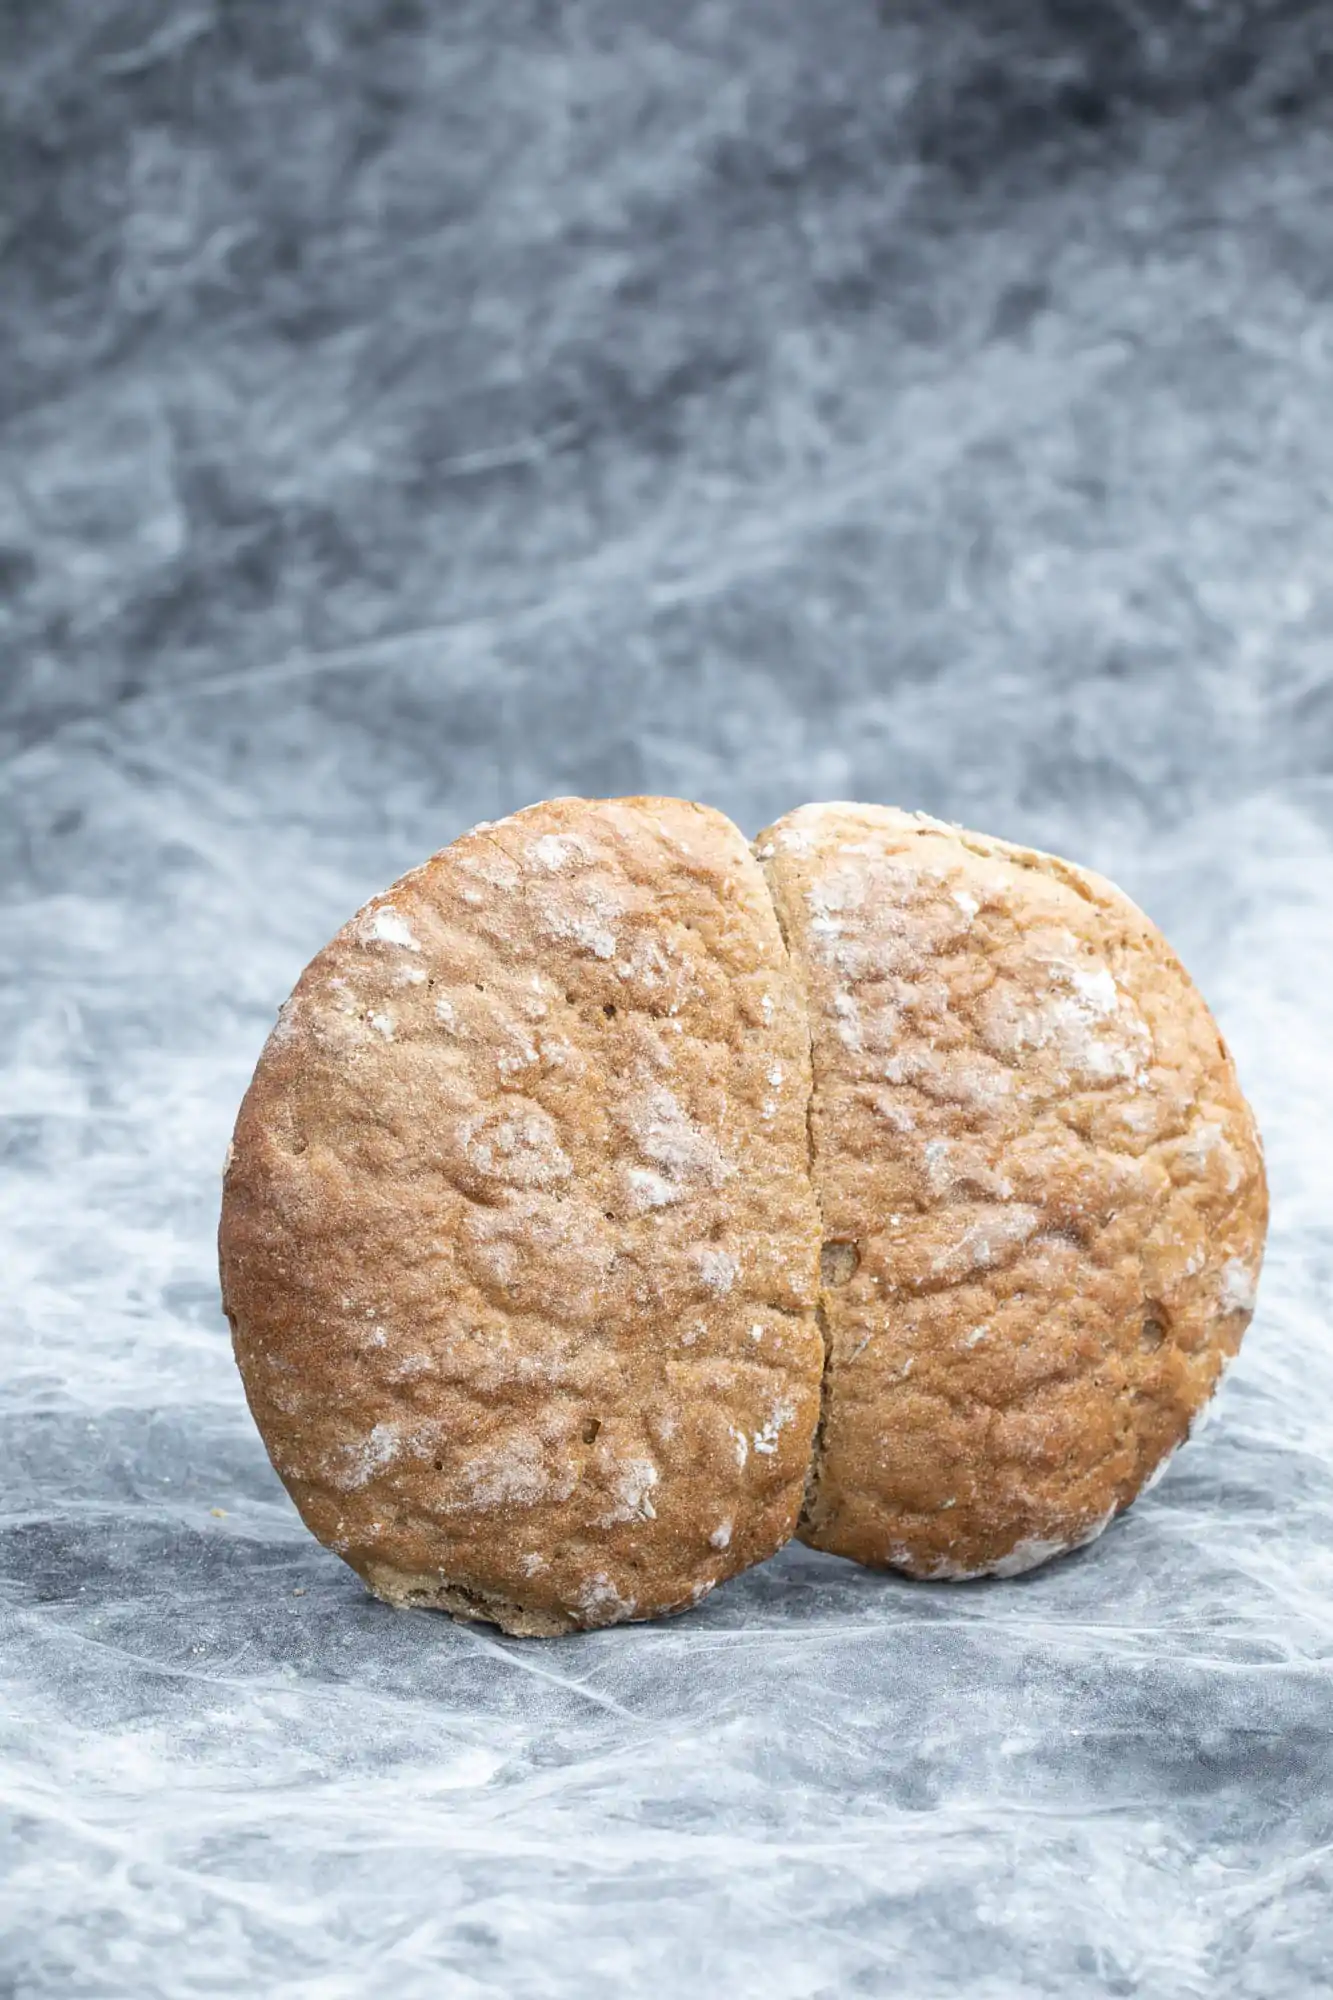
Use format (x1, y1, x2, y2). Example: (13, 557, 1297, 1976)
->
(220, 798, 823, 1635)
(221, 795, 1266, 1630)
(759, 803, 1267, 1578)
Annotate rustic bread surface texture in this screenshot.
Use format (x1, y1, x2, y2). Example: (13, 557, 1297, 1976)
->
(220, 797, 822, 1635)
(758, 803, 1267, 1580)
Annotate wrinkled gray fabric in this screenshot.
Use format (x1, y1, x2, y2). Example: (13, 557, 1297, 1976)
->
(3, 4, 1331, 1993)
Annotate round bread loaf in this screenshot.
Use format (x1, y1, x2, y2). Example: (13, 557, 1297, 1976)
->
(758, 803, 1267, 1579)
(222, 793, 1266, 1628)
(220, 797, 823, 1635)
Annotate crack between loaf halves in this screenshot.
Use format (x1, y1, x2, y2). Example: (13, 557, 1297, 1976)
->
(754, 839, 831, 1534)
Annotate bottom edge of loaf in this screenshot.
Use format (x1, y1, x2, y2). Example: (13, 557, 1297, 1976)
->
(355, 1561, 579, 1639)
(795, 1498, 1123, 1580)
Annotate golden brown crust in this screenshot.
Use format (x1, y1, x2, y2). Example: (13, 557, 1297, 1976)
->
(220, 797, 822, 1635)
(758, 803, 1267, 1579)
(222, 792, 1268, 1623)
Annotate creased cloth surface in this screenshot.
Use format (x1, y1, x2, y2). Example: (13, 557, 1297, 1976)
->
(3, 4, 1332, 1993)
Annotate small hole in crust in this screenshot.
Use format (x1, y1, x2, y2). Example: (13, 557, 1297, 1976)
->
(290, 1135, 308, 1155)
(1141, 1313, 1168, 1350)
(821, 1241, 860, 1286)
(433, 1459, 444, 1471)
(1036, 1221, 1088, 1253)
(603, 1002, 617, 1018)
(581, 1417, 601, 1444)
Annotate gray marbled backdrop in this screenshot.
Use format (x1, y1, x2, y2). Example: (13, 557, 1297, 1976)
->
(3, 3, 1332, 1994)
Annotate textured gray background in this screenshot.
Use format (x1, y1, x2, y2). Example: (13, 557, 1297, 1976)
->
(3, 3, 1333, 1994)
